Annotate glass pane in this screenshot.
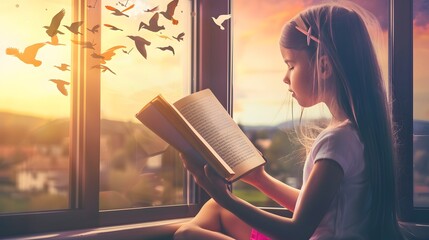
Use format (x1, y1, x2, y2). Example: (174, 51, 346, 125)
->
(0, 1, 71, 213)
(232, 0, 389, 207)
(99, 0, 192, 210)
(413, 0, 429, 207)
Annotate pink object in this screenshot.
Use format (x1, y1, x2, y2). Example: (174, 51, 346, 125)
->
(295, 25, 320, 45)
(250, 229, 271, 240)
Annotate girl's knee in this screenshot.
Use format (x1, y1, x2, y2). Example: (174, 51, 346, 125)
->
(204, 198, 221, 209)
(174, 224, 196, 240)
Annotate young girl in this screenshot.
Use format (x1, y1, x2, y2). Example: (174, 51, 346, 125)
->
(174, 1, 404, 239)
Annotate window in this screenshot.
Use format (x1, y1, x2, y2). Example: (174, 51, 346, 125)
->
(412, 0, 429, 208)
(98, 0, 192, 211)
(231, 1, 310, 207)
(0, 1, 72, 214)
(393, 0, 429, 222)
(0, 0, 233, 237)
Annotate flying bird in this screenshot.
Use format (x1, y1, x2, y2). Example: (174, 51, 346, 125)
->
(173, 32, 185, 42)
(160, 0, 179, 25)
(105, 4, 134, 17)
(158, 34, 172, 40)
(46, 35, 65, 46)
(71, 40, 96, 49)
(157, 46, 175, 55)
(91, 52, 105, 60)
(127, 35, 151, 59)
(5, 43, 46, 67)
(64, 21, 84, 35)
(49, 79, 70, 96)
(44, 9, 65, 37)
(98, 45, 126, 64)
(91, 64, 116, 75)
(212, 14, 231, 30)
(54, 63, 70, 71)
(87, 24, 100, 33)
(116, 0, 129, 7)
(122, 47, 133, 54)
(139, 12, 165, 32)
(104, 24, 123, 31)
(144, 5, 159, 12)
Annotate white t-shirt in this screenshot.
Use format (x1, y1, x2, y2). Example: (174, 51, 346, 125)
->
(296, 121, 371, 240)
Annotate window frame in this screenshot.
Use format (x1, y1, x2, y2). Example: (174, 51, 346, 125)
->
(392, 0, 429, 223)
(0, 1, 98, 236)
(0, 0, 228, 237)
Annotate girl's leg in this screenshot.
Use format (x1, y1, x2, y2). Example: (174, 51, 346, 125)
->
(174, 199, 252, 240)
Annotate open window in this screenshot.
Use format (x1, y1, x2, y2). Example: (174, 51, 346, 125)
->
(0, 0, 232, 237)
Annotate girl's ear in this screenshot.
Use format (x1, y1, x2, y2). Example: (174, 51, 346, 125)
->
(319, 55, 333, 80)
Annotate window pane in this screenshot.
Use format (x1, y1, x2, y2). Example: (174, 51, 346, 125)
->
(99, 0, 192, 210)
(413, 0, 429, 208)
(0, 1, 71, 213)
(232, 0, 389, 207)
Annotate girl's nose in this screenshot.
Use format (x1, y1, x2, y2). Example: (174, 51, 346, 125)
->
(283, 73, 290, 85)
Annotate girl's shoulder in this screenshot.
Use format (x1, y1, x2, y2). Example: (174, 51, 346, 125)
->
(316, 120, 363, 148)
(311, 120, 365, 175)
(318, 120, 361, 142)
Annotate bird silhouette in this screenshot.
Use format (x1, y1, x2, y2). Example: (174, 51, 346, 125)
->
(46, 35, 65, 46)
(49, 79, 70, 96)
(212, 14, 231, 30)
(173, 32, 185, 42)
(105, 4, 134, 17)
(104, 24, 123, 31)
(139, 12, 165, 32)
(71, 40, 96, 49)
(144, 5, 159, 12)
(91, 52, 105, 60)
(122, 47, 134, 54)
(98, 45, 126, 64)
(64, 21, 84, 35)
(116, 0, 129, 7)
(160, 0, 179, 25)
(5, 43, 46, 67)
(44, 9, 65, 37)
(158, 34, 172, 40)
(91, 64, 116, 75)
(54, 63, 70, 71)
(157, 46, 175, 55)
(87, 24, 100, 33)
(127, 36, 151, 59)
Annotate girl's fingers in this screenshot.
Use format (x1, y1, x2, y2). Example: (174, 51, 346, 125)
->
(204, 165, 228, 187)
(204, 164, 220, 182)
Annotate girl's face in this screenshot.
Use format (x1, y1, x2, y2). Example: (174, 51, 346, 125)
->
(280, 46, 319, 107)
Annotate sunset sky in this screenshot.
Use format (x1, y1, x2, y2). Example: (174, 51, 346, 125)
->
(0, 0, 428, 125)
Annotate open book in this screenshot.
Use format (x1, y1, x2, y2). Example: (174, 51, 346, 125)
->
(135, 89, 266, 182)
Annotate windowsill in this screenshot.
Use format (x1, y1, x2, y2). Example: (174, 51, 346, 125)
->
(4, 218, 429, 240)
(7, 218, 192, 240)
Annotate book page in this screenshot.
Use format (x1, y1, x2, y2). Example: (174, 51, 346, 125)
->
(136, 95, 235, 180)
(136, 103, 196, 156)
(174, 89, 265, 180)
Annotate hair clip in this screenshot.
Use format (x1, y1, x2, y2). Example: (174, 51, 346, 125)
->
(295, 25, 320, 46)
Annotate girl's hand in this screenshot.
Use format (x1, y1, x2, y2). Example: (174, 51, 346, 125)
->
(179, 153, 232, 205)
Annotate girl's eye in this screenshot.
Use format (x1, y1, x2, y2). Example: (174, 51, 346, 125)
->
(288, 66, 294, 70)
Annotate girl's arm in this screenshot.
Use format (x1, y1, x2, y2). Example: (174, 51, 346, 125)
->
(241, 166, 300, 212)
(183, 154, 343, 240)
